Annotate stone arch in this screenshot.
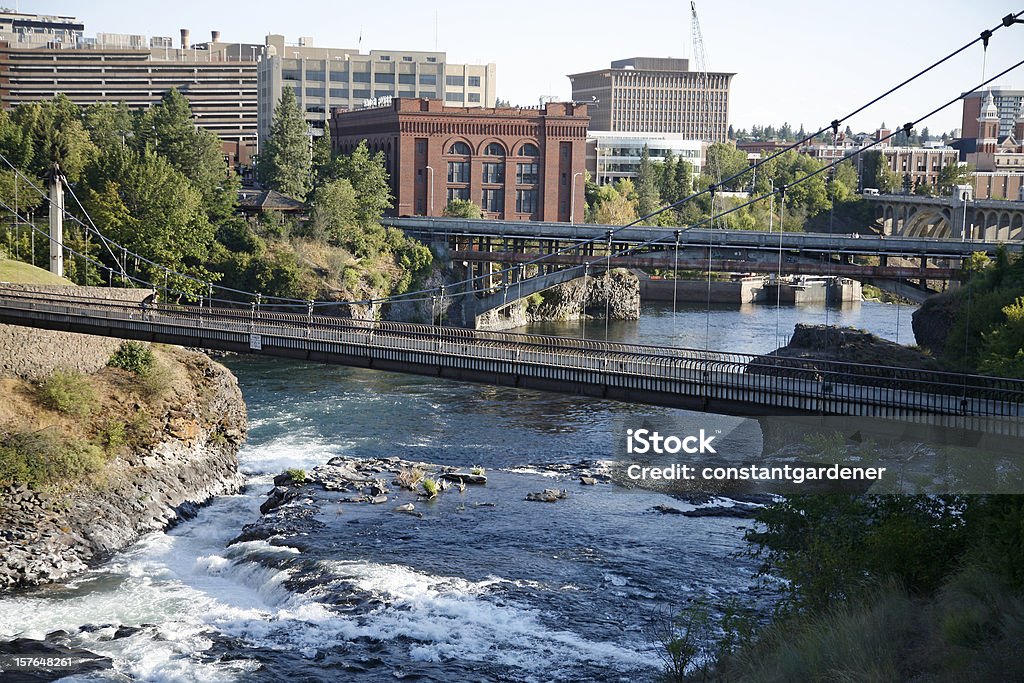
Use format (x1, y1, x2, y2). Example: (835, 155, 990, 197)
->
(443, 137, 472, 156)
(477, 139, 508, 157)
(903, 207, 951, 238)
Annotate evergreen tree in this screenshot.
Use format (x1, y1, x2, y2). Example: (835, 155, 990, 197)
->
(658, 149, 680, 204)
(259, 87, 312, 201)
(335, 140, 393, 228)
(635, 144, 661, 223)
(311, 127, 335, 191)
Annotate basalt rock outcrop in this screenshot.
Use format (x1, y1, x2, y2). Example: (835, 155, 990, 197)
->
(746, 324, 939, 386)
(0, 336, 247, 589)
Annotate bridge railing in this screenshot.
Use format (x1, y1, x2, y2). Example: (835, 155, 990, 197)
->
(0, 287, 1022, 417)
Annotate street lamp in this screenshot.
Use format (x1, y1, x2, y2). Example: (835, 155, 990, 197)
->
(425, 165, 435, 216)
(768, 178, 775, 233)
(570, 171, 583, 225)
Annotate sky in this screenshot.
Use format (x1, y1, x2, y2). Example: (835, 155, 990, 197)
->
(15, 0, 1024, 136)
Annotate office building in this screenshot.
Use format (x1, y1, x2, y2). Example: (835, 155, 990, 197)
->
(258, 34, 496, 141)
(329, 98, 589, 222)
(967, 91, 1024, 200)
(586, 131, 703, 186)
(568, 57, 734, 141)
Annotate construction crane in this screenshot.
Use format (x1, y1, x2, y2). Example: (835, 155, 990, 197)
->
(690, 1, 711, 141)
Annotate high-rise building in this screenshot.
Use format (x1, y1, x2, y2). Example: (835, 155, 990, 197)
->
(329, 98, 589, 222)
(258, 35, 496, 142)
(0, 15, 261, 166)
(567, 57, 734, 141)
(961, 87, 1024, 140)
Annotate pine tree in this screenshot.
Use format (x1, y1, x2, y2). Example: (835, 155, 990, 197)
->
(635, 145, 661, 224)
(259, 87, 312, 201)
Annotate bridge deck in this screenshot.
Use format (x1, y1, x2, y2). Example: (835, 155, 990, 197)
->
(0, 288, 1021, 424)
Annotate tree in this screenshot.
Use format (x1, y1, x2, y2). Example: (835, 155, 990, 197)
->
(862, 150, 898, 193)
(586, 179, 638, 225)
(310, 177, 358, 245)
(635, 145, 661, 223)
(443, 199, 482, 218)
(335, 140, 392, 227)
(83, 102, 135, 150)
(138, 89, 238, 222)
(674, 159, 693, 198)
(83, 145, 215, 297)
(259, 87, 312, 201)
(311, 127, 335, 192)
(937, 162, 972, 195)
(12, 95, 96, 181)
(704, 142, 751, 191)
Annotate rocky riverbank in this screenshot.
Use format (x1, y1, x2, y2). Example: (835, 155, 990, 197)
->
(0, 322, 247, 589)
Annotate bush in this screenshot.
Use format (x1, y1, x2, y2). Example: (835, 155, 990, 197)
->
(96, 419, 127, 454)
(421, 477, 440, 498)
(37, 370, 96, 416)
(0, 430, 106, 489)
(286, 468, 307, 485)
(107, 341, 155, 375)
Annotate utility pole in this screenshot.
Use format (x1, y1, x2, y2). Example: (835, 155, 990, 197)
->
(47, 163, 65, 278)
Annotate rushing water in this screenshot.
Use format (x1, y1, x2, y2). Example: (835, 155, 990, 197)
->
(0, 299, 911, 681)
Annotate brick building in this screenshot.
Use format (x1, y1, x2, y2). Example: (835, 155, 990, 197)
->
(329, 98, 590, 221)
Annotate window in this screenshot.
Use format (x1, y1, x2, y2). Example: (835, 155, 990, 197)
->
(420, 74, 437, 85)
(468, 76, 480, 87)
(329, 88, 347, 98)
(402, 56, 413, 62)
(282, 70, 300, 81)
(374, 90, 393, 98)
(448, 141, 471, 155)
(379, 55, 391, 61)
(445, 92, 463, 102)
(353, 72, 371, 83)
(469, 93, 480, 103)
(518, 143, 540, 157)
(306, 71, 326, 81)
(516, 189, 537, 214)
(483, 142, 506, 156)
(399, 73, 415, 85)
(420, 91, 436, 99)
(446, 75, 464, 86)
(416, 139, 427, 154)
(352, 89, 371, 99)
(447, 187, 469, 203)
(482, 188, 504, 212)
(375, 72, 395, 83)
(448, 161, 470, 183)
(516, 163, 538, 185)
(305, 87, 325, 97)
(427, 57, 437, 62)
(482, 162, 505, 183)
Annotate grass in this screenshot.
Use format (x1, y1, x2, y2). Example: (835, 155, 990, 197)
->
(0, 257, 73, 285)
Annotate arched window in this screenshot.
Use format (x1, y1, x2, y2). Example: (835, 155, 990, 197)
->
(518, 143, 539, 157)
(483, 142, 506, 156)
(448, 141, 471, 155)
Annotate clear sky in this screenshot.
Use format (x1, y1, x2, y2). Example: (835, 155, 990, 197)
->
(16, 0, 1024, 135)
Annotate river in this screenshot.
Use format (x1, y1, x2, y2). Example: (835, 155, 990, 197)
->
(0, 299, 912, 681)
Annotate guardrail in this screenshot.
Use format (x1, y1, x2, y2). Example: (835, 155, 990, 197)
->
(0, 286, 1021, 420)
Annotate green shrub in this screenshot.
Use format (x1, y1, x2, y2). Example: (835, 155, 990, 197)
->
(0, 430, 106, 489)
(96, 419, 127, 454)
(138, 358, 173, 398)
(422, 477, 440, 498)
(107, 341, 155, 375)
(286, 468, 307, 485)
(37, 369, 96, 416)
